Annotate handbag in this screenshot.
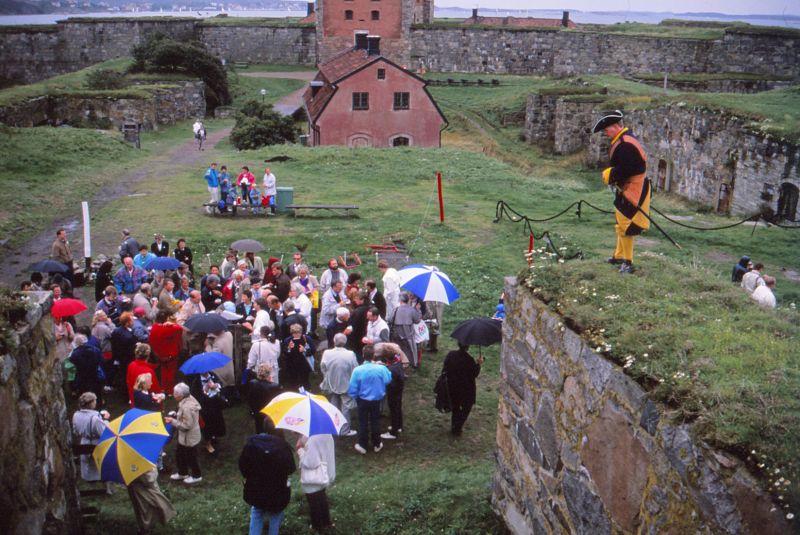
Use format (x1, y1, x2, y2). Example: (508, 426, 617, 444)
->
(434, 372, 452, 413)
(413, 320, 429, 344)
(301, 461, 330, 487)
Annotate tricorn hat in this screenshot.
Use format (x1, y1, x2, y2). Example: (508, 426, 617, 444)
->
(592, 110, 624, 133)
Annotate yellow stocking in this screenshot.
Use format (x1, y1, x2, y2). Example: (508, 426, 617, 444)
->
(619, 235, 634, 262)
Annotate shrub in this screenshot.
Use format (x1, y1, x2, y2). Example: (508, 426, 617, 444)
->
(84, 68, 127, 90)
(129, 33, 230, 110)
(229, 100, 299, 150)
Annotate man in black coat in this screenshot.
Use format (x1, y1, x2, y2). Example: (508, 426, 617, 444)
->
(239, 417, 296, 534)
(365, 279, 387, 319)
(280, 300, 308, 341)
(151, 233, 169, 257)
(441, 343, 483, 436)
(347, 290, 370, 362)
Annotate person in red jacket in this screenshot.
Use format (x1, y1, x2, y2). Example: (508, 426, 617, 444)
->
(126, 343, 162, 406)
(237, 166, 256, 207)
(149, 310, 184, 395)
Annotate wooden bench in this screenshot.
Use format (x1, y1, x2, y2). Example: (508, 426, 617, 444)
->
(286, 204, 359, 218)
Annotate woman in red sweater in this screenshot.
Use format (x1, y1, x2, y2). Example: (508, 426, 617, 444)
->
(148, 310, 184, 395)
(126, 343, 162, 406)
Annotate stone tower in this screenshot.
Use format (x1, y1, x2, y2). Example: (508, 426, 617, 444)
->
(315, 0, 415, 66)
(412, 0, 434, 24)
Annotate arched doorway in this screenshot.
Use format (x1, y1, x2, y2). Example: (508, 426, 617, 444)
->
(656, 159, 668, 191)
(348, 134, 372, 148)
(777, 182, 799, 221)
(392, 136, 410, 147)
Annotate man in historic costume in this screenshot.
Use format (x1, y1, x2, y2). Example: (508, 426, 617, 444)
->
(127, 468, 176, 535)
(592, 110, 651, 274)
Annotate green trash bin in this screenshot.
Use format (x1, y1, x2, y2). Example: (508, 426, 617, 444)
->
(276, 187, 294, 214)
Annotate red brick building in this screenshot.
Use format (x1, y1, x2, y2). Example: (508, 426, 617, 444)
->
(302, 35, 447, 148)
(314, 0, 414, 65)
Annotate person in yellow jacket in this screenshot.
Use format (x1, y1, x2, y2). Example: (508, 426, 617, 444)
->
(592, 110, 651, 274)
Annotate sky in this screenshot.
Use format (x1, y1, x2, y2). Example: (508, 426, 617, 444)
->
(432, 1, 800, 16)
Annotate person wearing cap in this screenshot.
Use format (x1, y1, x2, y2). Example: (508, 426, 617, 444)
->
(592, 110, 651, 274)
(132, 307, 150, 342)
(119, 229, 140, 261)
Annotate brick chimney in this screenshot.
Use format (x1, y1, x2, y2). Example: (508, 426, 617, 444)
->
(307, 2, 314, 17)
(354, 30, 369, 50)
(562, 11, 570, 27)
(367, 35, 381, 56)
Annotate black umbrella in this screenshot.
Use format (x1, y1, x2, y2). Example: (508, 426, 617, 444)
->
(184, 313, 230, 334)
(29, 259, 69, 273)
(450, 317, 503, 347)
(231, 239, 265, 253)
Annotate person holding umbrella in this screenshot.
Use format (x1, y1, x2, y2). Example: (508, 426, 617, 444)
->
(297, 432, 336, 532)
(440, 343, 483, 436)
(190, 369, 227, 455)
(71, 392, 112, 491)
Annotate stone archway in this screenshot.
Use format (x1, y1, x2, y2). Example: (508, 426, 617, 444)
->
(777, 182, 799, 221)
(348, 134, 372, 148)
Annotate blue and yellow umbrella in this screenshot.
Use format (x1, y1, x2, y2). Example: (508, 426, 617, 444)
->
(92, 409, 170, 485)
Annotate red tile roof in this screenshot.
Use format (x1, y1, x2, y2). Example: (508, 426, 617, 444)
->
(303, 78, 335, 123)
(318, 48, 378, 84)
(463, 16, 577, 29)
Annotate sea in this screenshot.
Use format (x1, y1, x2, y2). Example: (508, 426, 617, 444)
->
(1, 7, 798, 28)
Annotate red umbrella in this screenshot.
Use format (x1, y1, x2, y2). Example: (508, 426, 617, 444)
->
(51, 298, 87, 317)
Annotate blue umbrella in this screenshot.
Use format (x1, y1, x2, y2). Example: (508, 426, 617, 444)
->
(144, 256, 181, 271)
(180, 351, 232, 375)
(29, 259, 69, 273)
(398, 264, 460, 305)
(184, 313, 230, 333)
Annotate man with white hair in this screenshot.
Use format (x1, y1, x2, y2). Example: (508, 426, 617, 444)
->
(281, 300, 308, 340)
(326, 307, 351, 347)
(320, 333, 359, 437)
(177, 290, 205, 326)
(114, 256, 148, 295)
(164, 382, 202, 484)
(133, 283, 157, 326)
(320, 280, 347, 328)
(363, 307, 389, 346)
(389, 293, 421, 368)
(289, 283, 312, 331)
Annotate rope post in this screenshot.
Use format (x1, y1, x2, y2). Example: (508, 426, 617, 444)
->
(437, 172, 445, 223)
(527, 234, 534, 267)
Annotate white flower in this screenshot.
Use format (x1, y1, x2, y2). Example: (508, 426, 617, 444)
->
(787, 513, 794, 520)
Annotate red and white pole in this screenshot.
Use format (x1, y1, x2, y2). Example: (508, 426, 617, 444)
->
(437, 172, 444, 223)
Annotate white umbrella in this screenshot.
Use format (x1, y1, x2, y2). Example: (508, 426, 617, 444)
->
(397, 264, 460, 304)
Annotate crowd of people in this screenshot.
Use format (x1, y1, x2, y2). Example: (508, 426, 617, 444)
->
(45, 228, 482, 535)
(731, 255, 778, 308)
(204, 162, 278, 215)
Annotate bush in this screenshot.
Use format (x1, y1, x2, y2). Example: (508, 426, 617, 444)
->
(84, 68, 127, 90)
(229, 100, 299, 150)
(129, 33, 231, 110)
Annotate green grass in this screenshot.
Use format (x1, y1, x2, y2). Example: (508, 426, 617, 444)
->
(633, 72, 793, 82)
(228, 72, 308, 108)
(231, 64, 316, 73)
(575, 22, 725, 40)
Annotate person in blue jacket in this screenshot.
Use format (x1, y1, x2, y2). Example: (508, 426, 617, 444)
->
(204, 162, 219, 214)
(348, 345, 392, 455)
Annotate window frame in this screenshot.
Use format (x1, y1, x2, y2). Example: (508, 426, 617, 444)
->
(377, 68, 386, 80)
(393, 91, 410, 111)
(371, 10, 380, 20)
(344, 9, 353, 20)
(352, 92, 370, 111)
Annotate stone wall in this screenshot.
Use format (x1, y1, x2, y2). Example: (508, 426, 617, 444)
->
(197, 24, 316, 66)
(3, 19, 799, 85)
(0, 19, 196, 85)
(526, 96, 800, 216)
(410, 28, 800, 79)
(0, 80, 206, 129)
(634, 77, 792, 93)
(492, 277, 792, 535)
(0, 291, 81, 535)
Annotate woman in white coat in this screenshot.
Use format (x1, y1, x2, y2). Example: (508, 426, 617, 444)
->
(297, 434, 336, 531)
(262, 167, 277, 215)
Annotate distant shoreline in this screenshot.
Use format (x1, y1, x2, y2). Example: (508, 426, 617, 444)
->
(0, 8, 798, 28)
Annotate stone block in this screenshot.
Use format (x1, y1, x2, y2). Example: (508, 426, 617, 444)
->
(580, 347, 612, 395)
(533, 391, 560, 471)
(639, 398, 660, 435)
(561, 469, 611, 535)
(517, 420, 545, 468)
(606, 368, 646, 411)
(582, 400, 650, 532)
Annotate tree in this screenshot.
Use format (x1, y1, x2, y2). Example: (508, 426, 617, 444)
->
(230, 101, 300, 150)
(129, 33, 230, 110)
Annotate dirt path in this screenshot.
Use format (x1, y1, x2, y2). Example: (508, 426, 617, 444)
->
(1, 127, 231, 287)
(240, 70, 314, 116)
(3, 71, 314, 288)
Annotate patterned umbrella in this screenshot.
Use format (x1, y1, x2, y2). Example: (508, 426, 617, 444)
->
(261, 388, 345, 437)
(398, 264, 460, 304)
(92, 409, 170, 485)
